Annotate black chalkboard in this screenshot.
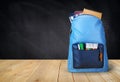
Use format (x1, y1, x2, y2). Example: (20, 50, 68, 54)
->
(0, 0, 120, 59)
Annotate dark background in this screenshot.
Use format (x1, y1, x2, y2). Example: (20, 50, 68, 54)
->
(0, 0, 120, 59)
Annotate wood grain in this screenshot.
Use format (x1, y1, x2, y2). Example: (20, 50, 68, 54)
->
(58, 60, 73, 82)
(0, 60, 120, 82)
(27, 60, 60, 82)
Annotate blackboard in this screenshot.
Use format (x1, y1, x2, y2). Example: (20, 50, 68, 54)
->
(0, 0, 120, 59)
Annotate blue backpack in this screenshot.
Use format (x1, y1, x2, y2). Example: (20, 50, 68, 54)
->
(68, 14, 109, 72)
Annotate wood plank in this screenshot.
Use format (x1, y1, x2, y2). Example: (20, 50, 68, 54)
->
(85, 73, 106, 82)
(0, 60, 40, 82)
(58, 60, 73, 82)
(73, 73, 89, 82)
(0, 60, 22, 71)
(108, 60, 120, 80)
(0, 60, 120, 82)
(99, 72, 120, 82)
(27, 60, 60, 82)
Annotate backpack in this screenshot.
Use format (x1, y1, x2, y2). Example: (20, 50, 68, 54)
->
(68, 14, 109, 72)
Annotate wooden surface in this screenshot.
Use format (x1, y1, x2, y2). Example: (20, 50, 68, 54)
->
(0, 60, 120, 82)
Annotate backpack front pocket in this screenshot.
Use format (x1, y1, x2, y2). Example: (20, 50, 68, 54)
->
(72, 43, 104, 68)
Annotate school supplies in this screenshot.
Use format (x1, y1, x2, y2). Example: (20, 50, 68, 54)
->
(86, 43, 98, 50)
(80, 43, 84, 50)
(82, 8, 102, 19)
(78, 44, 80, 50)
(78, 43, 84, 50)
(78, 43, 98, 50)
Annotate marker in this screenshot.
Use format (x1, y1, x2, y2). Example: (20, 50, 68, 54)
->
(86, 43, 92, 50)
(86, 43, 98, 50)
(79, 43, 84, 50)
(93, 43, 98, 49)
(78, 44, 80, 50)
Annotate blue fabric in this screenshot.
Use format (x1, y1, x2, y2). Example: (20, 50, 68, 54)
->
(73, 43, 103, 68)
(68, 15, 109, 72)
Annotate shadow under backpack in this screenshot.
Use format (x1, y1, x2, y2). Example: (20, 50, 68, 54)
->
(68, 14, 109, 72)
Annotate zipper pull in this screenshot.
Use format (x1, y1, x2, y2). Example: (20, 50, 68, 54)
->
(99, 44, 103, 62)
(99, 52, 103, 62)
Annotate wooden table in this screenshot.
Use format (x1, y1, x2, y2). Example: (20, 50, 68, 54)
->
(0, 60, 120, 82)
